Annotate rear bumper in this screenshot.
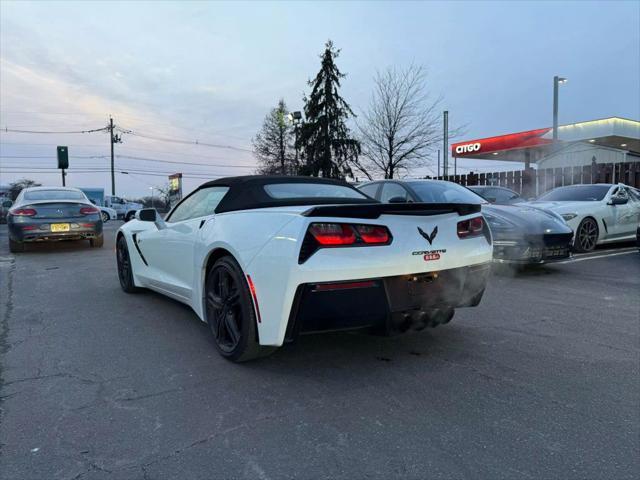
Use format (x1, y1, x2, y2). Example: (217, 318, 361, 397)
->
(8, 222, 103, 242)
(284, 262, 491, 340)
(492, 233, 573, 264)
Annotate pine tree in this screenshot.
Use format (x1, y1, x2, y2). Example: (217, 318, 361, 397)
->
(298, 40, 360, 179)
(253, 99, 296, 175)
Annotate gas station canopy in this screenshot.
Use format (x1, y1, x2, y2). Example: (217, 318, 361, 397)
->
(450, 117, 640, 164)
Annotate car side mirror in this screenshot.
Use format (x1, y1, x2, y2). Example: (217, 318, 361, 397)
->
(609, 196, 628, 205)
(137, 208, 166, 229)
(388, 196, 407, 203)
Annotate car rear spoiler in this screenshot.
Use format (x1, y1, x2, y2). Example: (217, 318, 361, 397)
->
(302, 203, 481, 219)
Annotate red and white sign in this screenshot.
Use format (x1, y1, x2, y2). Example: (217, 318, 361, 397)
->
(451, 127, 553, 157)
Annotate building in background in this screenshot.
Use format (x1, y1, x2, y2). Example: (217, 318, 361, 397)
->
(448, 117, 640, 196)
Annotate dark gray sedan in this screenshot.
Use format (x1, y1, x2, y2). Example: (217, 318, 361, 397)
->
(358, 179, 574, 265)
(7, 187, 103, 253)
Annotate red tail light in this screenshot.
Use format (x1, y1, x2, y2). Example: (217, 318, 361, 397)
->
(354, 225, 390, 244)
(80, 206, 100, 215)
(457, 216, 485, 238)
(308, 223, 357, 245)
(300, 222, 392, 263)
(10, 208, 37, 216)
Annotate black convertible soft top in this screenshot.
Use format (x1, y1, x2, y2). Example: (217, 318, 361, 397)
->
(197, 175, 376, 214)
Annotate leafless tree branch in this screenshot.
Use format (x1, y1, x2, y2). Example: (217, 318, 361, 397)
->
(354, 65, 464, 179)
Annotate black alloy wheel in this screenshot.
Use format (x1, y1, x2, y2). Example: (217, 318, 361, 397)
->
(116, 236, 141, 293)
(575, 217, 599, 253)
(205, 256, 274, 362)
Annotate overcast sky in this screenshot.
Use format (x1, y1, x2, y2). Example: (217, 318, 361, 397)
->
(1, 0, 638, 197)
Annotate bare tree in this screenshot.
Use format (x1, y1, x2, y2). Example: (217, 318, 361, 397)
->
(353, 65, 453, 179)
(8, 178, 41, 200)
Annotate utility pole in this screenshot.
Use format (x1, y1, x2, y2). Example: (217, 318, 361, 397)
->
(109, 116, 122, 195)
(443, 111, 449, 177)
(61, 169, 66, 187)
(110, 117, 115, 195)
(437, 150, 440, 178)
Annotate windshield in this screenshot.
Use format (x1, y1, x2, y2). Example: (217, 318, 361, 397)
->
(24, 190, 86, 201)
(264, 183, 367, 199)
(537, 185, 611, 201)
(409, 182, 486, 204)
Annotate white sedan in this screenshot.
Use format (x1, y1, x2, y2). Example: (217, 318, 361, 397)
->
(116, 176, 493, 362)
(527, 183, 640, 252)
(99, 206, 118, 223)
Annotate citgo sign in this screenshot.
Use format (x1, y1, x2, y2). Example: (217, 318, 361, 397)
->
(454, 142, 481, 154)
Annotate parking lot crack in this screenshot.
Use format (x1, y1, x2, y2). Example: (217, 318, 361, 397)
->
(0, 257, 16, 462)
(118, 385, 186, 403)
(3, 372, 100, 387)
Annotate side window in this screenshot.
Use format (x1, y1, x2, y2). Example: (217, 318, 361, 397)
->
(492, 188, 518, 203)
(167, 187, 229, 223)
(380, 183, 409, 203)
(358, 183, 380, 199)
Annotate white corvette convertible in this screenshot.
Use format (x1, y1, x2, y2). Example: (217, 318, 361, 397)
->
(527, 183, 640, 252)
(116, 176, 492, 361)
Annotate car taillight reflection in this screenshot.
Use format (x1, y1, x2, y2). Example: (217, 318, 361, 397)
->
(354, 224, 390, 244)
(10, 208, 37, 216)
(79, 206, 100, 215)
(457, 216, 485, 238)
(300, 222, 393, 263)
(309, 223, 357, 245)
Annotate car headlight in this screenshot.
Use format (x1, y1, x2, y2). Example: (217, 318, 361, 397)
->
(483, 213, 516, 230)
(561, 213, 578, 221)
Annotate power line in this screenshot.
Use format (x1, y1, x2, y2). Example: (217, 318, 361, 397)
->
(117, 127, 253, 153)
(0, 141, 247, 162)
(0, 155, 109, 159)
(1, 165, 231, 178)
(116, 154, 255, 168)
(1, 126, 110, 134)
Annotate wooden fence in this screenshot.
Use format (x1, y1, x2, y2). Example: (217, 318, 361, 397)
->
(427, 161, 640, 197)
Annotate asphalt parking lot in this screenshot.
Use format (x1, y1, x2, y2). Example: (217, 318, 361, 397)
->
(0, 222, 638, 480)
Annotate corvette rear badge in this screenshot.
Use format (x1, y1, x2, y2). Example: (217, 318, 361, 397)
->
(412, 249, 446, 261)
(418, 226, 438, 245)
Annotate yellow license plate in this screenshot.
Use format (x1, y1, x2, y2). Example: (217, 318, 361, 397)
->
(51, 223, 70, 232)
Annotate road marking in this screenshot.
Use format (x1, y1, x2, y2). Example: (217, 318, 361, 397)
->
(555, 248, 638, 264)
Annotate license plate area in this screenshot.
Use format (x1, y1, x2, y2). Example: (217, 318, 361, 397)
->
(51, 223, 70, 232)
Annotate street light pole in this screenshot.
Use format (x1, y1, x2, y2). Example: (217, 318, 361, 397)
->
(553, 76, 567, 141)
(443, 111, 449, 177)
(288, 111, 303, 174)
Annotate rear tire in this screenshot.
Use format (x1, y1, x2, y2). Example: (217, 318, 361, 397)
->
(205, 256, 275, 362)
(101, 211, 110, 223)
(125, 211, 136, 222)
(116, 235, 142, 293)
(574, 217, 598, 253)
(90, 234, 104, 248)
(9, 238, 25, 253)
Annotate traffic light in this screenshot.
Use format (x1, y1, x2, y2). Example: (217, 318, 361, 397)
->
(57, 146, 69, 169)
